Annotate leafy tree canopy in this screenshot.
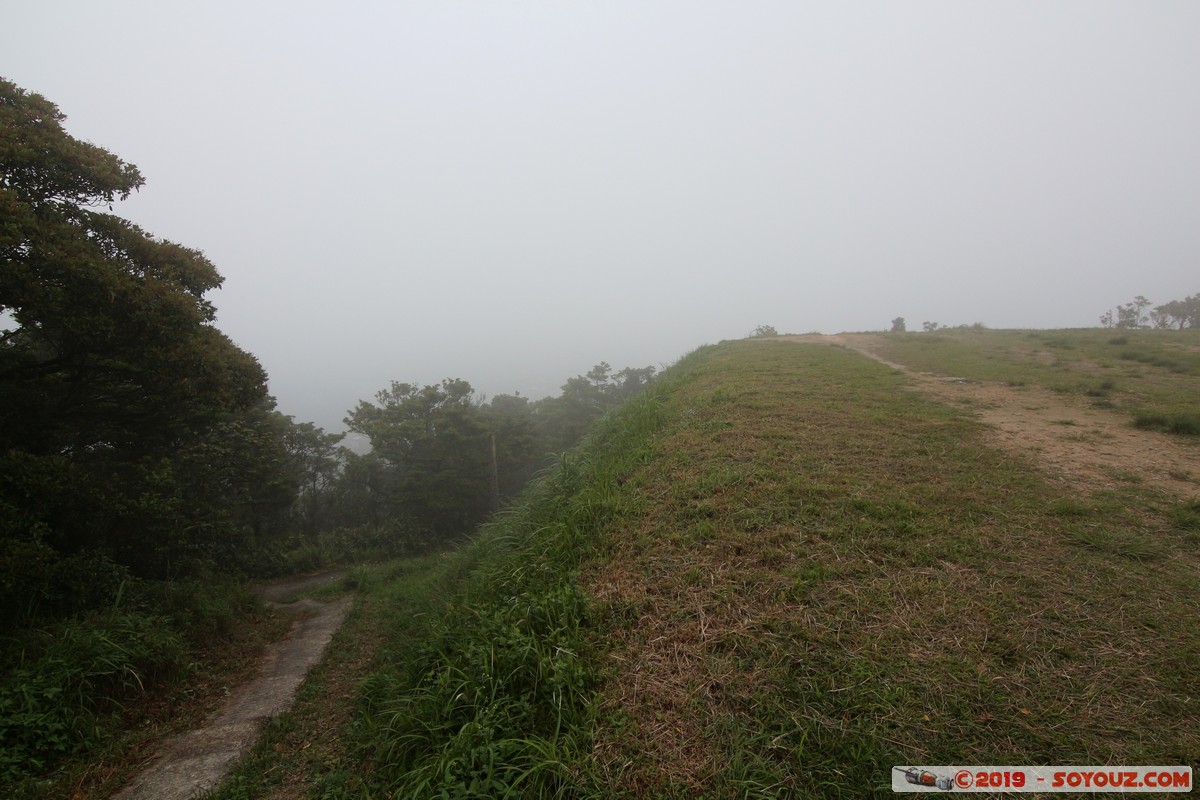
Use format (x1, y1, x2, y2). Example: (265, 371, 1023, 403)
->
(1151, 293, 1199, 329)
(345, 379, 492, 540)
(334, 364, 658, 550)
(1, 77, 280, 585)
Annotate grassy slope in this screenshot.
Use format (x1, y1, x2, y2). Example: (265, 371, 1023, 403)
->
(209, 365, 683, 799)
(582, 338, 1198, 797)
(208, 333, 1198, 799)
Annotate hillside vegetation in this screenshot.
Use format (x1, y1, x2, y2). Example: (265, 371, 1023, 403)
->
(0, 77, 664, 796)
(7, 77, 1197, 799)
(205, 330, 1198, 799)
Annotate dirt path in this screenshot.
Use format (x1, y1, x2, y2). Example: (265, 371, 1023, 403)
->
(775, 334, 1200, 500)
(111, 571, 351, 800)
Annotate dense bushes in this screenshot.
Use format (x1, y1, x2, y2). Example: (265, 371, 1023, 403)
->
(0, 609, 184, 780)
(0, 577, 258, 787)
(0, 543, 132, 631)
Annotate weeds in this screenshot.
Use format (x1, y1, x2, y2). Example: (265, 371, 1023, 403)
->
(1171, 501, 1200, 532)
(0, 609, 183, 787)
(1133, 412, 1200, 436)
(343, 377, 682, 798)
(0, 577, 264, 796)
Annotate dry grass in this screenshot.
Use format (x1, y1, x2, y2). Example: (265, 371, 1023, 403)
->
(580, 340, 1200, 797)
(165, 335, 1199, 799)
(864, 327, 1200, 425)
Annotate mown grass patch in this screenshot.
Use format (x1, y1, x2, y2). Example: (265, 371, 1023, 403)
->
(582, 340, 1200, 797)
(198, 337, 1199, 798)
(868, 328, 1200, 435)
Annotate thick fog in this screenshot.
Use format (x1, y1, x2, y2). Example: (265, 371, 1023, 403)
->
(4, 2, 1198, 431)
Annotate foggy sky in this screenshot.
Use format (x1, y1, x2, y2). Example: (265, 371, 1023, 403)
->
(4, 1, 1198, 431)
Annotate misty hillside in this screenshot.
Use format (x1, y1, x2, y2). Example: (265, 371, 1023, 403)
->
(193, 328, 1197, 799)
(7, 326, 1198, 799)
(6, 4, 1200, 794)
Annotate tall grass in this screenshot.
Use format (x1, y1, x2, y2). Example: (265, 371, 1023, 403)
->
(352, 364, 690, 798)
(0, 610, 181, 787)
(0, 577, 258, 794)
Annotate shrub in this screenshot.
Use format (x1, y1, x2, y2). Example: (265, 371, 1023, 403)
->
(0, 610, 185, 782)
(135, 578, 258, 643)
(0, 543, 132, 631)
(1133, 413, 1200, 436)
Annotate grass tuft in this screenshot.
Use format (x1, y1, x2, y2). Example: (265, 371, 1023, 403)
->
(1133, 413, 1200, 436)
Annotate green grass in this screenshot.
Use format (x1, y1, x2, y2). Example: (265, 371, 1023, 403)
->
(1, 579, 282, 800)
(224, 373, 689, 799)
(0, 610, 186, 787)
(208, 558, 456, 800)
(865, 327, 1200, 435)
(579, 340, 1199, 796)
(185, 335, 1200, 798)
(1133, 412, 1200, 436)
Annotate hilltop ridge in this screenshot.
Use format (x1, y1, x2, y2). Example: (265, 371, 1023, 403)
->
(126, 330, 1200, 799)
(576, 332, 1198, 796)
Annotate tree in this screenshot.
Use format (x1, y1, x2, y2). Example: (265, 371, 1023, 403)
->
(532, 362, 656, 452)
(1101, 295, 1154, 329)
(890, 317, 906, 333)
(482, 393, 541, 502)
(922, 321, 940, 332)
(750, 325, 778, 338)
(1118, 295, 1153, 329)
(611, 366, 656, 400)
(283, 420, 346, 539)
(345, 379, 493, 543)
(1151, 293, 1200, 329)
(336, 362, 659, 552)
(328, 450, 389, 531)
(0, 77, 281, 584)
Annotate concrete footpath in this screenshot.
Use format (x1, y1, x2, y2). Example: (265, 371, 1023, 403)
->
(112, 572, 351, 800)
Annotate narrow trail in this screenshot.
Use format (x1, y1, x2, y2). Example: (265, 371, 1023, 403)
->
(111, 571, 351, 800)
(774, 334, 1200, 500)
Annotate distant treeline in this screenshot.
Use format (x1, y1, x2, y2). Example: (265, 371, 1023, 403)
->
(1101, 293, 1199, 330)
(294, 363, 656, 567)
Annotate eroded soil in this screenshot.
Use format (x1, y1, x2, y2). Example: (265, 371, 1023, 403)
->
(780, 333, 1200, 500)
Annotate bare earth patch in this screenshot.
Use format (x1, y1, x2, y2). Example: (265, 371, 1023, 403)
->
(110, 572, 350, 800)
(779, 334, 1200, 500)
